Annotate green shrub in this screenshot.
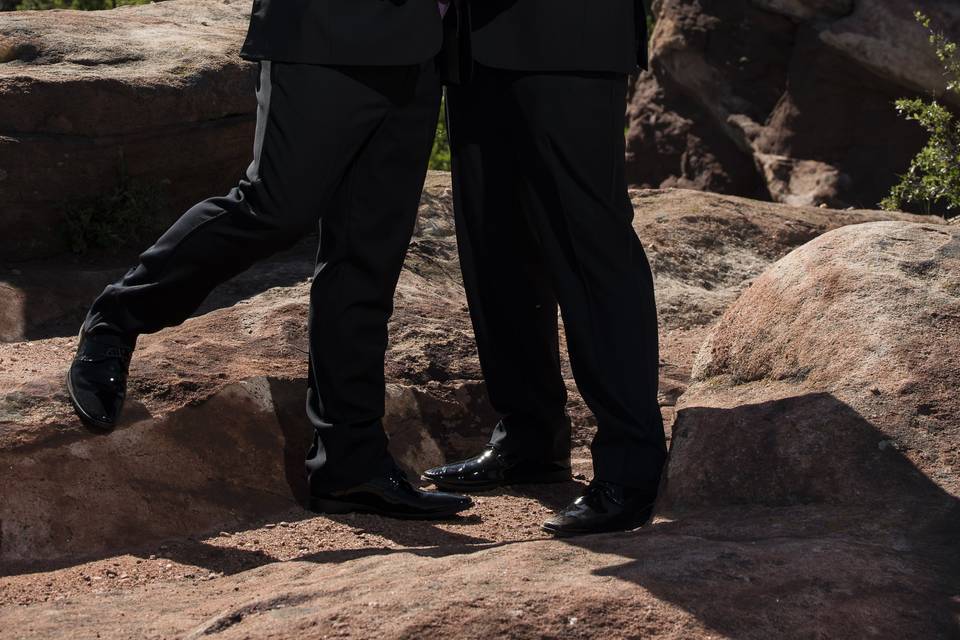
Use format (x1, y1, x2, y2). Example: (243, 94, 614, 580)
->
(64, 176, 167, 254)
(881, 12, 960, 218)
(429, 96, 451, 172)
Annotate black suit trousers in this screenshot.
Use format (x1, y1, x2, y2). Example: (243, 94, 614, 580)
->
(447, 65, 666, 489)
(84, 61, 442, 493)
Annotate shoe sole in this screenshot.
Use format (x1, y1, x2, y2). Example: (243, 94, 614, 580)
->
(65, 370, 118, 433)
(421, 469, 574, 493)
(541, 503, 656, 538)
(308, 497, 473, 520)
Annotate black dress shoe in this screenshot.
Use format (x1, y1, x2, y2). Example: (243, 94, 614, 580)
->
(310, 467, 473, 519)
(421, 444, 572, 492)
(542, 480, 657, 537)
(66, 330, 136, 432)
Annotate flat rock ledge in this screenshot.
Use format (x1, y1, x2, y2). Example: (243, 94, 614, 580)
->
(0, 0, 256, 260)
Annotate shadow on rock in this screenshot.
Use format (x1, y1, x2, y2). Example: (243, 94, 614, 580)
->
(559, 394, 960, 639)
(1, 237, 317, 342)
(484, 480, 587, 512)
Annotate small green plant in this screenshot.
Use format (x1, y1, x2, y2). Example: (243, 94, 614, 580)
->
(429, 97, 451, 172)
(881, 12, 960, 218)
(64, 173, 167, 254)
(645, 0, 655, 39)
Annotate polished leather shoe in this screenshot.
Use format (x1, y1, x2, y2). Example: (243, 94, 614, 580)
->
(421, 444, 571, 492)
(542, 480, 657, 537)
(310, 467, 473, 519)
(66, 330, 136, 432)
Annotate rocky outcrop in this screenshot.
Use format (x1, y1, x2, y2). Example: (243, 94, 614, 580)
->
(1, 185, 955, 636)
(0, 174, 933, 568)
(659, 221, 959, 612)
(627, 0, 960, 211)
(626, 188, 934, 419)
(0, 0, 255, 261)
(663, 218, 960, 506)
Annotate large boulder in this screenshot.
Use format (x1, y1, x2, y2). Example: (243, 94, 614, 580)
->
(0, 0, 256, 261)
(662, 220, 959, 538)
(627, 0, 960, 210)
(627, 188, 933, 416)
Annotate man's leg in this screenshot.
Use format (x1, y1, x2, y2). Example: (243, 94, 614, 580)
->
(421, 66, 572, 491)
(303, 62, 445, 492)
(508, 70, 666, 494)
(69, 60, 387, 432)
(83, 61, 384, 338)
(299, 62, 471, 518)
(472, 69, 663, 535)
(69, 60, 471, 518)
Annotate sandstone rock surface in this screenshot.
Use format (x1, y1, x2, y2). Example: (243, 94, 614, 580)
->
(655, 220, 960, 638)
(664, 221, 960, 514)
(2, 518, 957, 640)
(627, 0, 960, 210)
(2, 177, 954, 637)
(0, 0, 255, 261)
(0, 175, 933, 568)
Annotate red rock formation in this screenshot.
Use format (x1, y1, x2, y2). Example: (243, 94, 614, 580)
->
(0, 175, 932, 565)
(0, 0, 255, 261)
(0, 184, 954, 638)
(627, 0, 960, 210)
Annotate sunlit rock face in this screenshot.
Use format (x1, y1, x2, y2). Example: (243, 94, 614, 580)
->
(627, 0, 960, 210)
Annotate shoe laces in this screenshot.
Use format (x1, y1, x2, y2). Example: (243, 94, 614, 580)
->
(78, 338, 133, 388)
(387, 466, 412, 486)
(582, 480, 622, 505)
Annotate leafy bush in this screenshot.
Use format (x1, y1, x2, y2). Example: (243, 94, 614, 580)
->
(882, 12, 960, 218)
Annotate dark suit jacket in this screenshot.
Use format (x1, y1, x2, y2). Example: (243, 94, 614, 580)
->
(239, 0, 445, 65)
(238, 0, 649, 74)
(466, 0, 649, 74)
